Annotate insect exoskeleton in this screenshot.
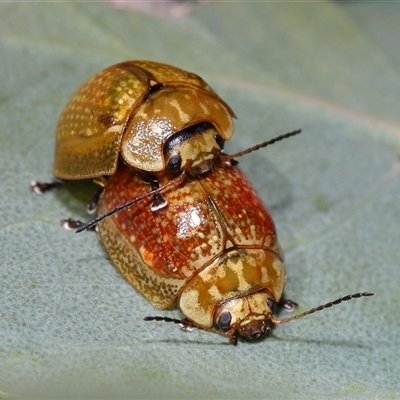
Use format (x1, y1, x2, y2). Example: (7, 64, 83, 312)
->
(53, 60, 235, 180)
(31, 59, 373, 345)
(97, 160, 286, 344)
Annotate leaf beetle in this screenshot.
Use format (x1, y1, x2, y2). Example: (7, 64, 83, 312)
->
(94, 160, 373, 345)
(31, 61, 374, 345)
(53, 60, 235, 181)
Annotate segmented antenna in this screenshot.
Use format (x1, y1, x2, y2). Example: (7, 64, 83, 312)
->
(220, 129, 301, 161)
(144, 292, 375, 344)
(270, 292, 374, 325)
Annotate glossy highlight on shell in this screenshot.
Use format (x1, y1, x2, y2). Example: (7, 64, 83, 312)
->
(39, 60, 374, 344)
(97, 160, 286, 340)
(53, 60, 235, 179)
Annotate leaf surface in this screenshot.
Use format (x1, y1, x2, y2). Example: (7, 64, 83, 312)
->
(0, 2, 399, 399)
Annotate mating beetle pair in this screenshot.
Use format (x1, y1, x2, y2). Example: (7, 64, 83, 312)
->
(32, 61, 373, 345)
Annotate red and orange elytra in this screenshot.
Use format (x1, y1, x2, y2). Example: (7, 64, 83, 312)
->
(98, 160, 285, 343)
(31, 60, 374, 345)
(95, 161, 373, 345)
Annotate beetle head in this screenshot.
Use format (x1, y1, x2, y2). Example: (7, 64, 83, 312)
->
(144, 291, 374, 345)
(213, 291, 275, 344)
(165, 122, 224, 176)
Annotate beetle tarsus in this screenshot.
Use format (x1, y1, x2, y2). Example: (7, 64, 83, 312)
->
(87, 186, 104, 214)
(61, 218, 97, 232)
(151, 194, 168, 211)
(280, 299, 299, 312)
(30, 180, 62, 195)
(139, 175, 169, 212)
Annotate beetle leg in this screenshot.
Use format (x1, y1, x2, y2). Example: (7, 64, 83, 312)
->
(87, 186, 104, 214)
(88, 176, 109, 213)
(150, 193, 168, 212)
(30, 180, 62, 195)
(136, 172, 168, 211)
(279, 298, 299, 312)
(149, 181, 168, 211)
(148, 182, 168, 211)
(144, 315, 239, 345)
(61, 218, 97, 232)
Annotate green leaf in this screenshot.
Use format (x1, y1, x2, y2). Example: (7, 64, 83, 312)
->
(1, 1, 399, 399)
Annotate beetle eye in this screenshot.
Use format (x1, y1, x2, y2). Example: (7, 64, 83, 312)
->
(166, 154, 182, 172)
(267, 298, 277, 314)
(218, 311, 232, 331)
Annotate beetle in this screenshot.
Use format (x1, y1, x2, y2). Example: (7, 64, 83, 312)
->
(95, 160, 373, 345)
(98, 159, 285, 343)
(32, 59, 299, 207)
(31, 60, 374, 344)
(53, 60, 235, 182)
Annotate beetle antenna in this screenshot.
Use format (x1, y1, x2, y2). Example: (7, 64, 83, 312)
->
(75, 172, 186, 233)
(221, 129, 301, 161)
(144, 316, 238, 344)
(271, 292, 374, 325)
(144, 316, 192, 327)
